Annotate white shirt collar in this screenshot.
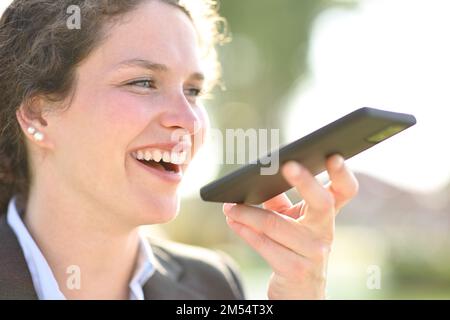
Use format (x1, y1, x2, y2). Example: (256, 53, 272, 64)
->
(6, 196, 155, 300)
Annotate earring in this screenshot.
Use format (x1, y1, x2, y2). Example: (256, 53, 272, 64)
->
(27, 126, 44, 142)
(27, 127, 36, 135)
(33, 132, 44, 142)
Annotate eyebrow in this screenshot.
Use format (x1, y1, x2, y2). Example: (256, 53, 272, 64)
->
(115, 58, 205, 82)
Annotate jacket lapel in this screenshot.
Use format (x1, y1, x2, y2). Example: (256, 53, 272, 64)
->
(143, 239, 206, 300)
(0, 214, 38, 300)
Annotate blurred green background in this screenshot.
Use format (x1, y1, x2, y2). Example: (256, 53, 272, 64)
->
(147, 0, 450, 299)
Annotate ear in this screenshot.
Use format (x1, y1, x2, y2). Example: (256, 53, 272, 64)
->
(16, 96, 55, 150)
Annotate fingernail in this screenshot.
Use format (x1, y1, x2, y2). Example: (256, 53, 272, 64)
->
(223, 203, 235, 214)
(331, 154, 344, 170)
(284, 161, 302, 178)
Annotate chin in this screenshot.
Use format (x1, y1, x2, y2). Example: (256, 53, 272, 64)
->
(135, 193, 181, 225)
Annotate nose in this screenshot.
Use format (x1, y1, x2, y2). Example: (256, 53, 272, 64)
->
(158, 90, 201, 136)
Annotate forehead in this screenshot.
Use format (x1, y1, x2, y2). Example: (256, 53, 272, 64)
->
(86, 1, 204, 75)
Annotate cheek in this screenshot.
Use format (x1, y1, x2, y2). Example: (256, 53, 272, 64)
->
(192, 105, 210, 155)
(57, 90, 154, 179)
(82, 90, 159, 164)
(96, 91, 153, 136)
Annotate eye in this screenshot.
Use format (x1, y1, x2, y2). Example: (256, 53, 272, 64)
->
(127, 79, 156, 89)
(184, 87, 203, 97)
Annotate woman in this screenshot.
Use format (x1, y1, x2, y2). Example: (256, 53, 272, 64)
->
(0, 0, 359, 299)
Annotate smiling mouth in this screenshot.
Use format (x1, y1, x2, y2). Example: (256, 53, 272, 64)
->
(136, 158, 181, 173)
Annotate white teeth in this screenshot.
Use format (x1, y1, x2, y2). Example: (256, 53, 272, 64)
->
(132, 148, 187, 165)
(170, 151, 187, 165)
(170, 152, 179, 165)
(178, 151, 187, 164)
(144, 151, 152, 161)
(152, 149, 162, 162)
(162, 151, 171, 163)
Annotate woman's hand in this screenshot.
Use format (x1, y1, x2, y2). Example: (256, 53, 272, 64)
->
(222, 154, 359, 299)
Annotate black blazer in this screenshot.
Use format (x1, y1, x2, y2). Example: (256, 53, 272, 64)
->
(0, 214, 245, 300)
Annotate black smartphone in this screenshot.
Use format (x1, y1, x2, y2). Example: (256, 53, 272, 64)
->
(199, 107, 416, 205)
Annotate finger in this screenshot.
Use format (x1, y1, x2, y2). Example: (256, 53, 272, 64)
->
(263, 193, 292, 212)
(224, 204, 316, 256)
(325, 154, 359, 212)
(281, 161, 335, 227)
(225, 216, 310, 277)
(262, 193, 302, 219)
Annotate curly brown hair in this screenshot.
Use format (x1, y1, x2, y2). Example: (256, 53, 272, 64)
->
(0, 0, 229, 215)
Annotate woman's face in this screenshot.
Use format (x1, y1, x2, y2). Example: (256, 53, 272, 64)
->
(44, 1, 209, 227)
